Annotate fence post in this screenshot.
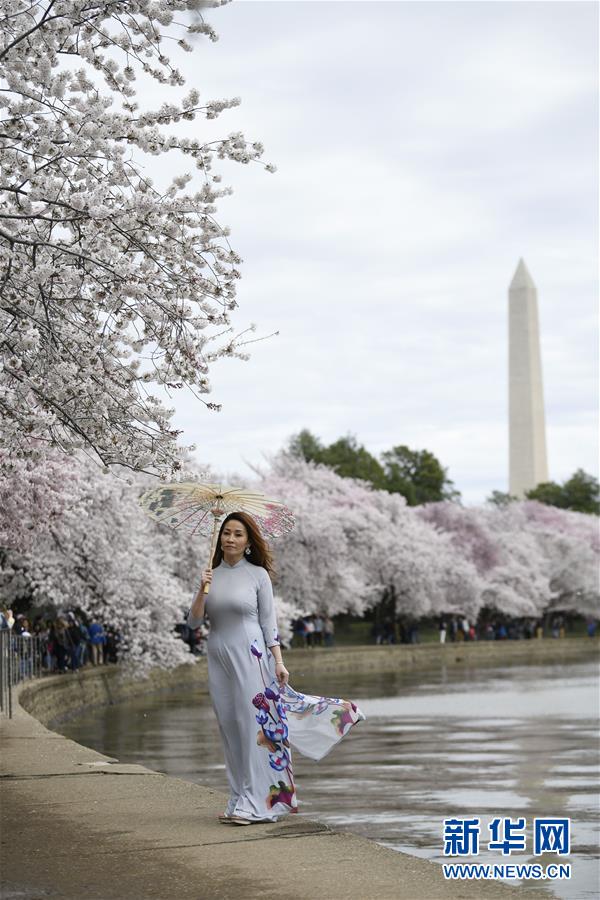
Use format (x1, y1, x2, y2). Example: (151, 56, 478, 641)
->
(0, 630, 5, 714)
(7, 631, 13, 718)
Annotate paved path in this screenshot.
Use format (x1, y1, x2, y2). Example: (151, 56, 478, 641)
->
(1, 679, 548, 900)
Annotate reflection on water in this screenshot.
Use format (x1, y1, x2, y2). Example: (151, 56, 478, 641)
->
(59, 658, 599, 900)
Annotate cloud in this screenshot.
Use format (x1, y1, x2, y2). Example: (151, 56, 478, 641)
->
(141, 1, 597, 503)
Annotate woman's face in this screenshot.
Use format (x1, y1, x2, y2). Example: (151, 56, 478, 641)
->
(221, 519, 249, 557)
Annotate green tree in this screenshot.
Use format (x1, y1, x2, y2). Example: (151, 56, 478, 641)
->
(526, 468, 599, 515)
(381, 445, 461, 505)
(288, 431, 459, 503)
(486, 490, 519, 507)
(524, 481, 566, 508)
(563, 469, 600, 514)
(320, 435, 386, 488)
(288, 429, 324, 464)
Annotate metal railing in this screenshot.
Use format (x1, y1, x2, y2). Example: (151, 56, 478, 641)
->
(0, 630, 44, 719)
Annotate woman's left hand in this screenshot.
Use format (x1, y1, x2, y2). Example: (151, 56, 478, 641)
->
(275, 662, 289, 687)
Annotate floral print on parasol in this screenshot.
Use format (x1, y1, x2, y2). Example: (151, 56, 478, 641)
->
(138, 481, 295, 593)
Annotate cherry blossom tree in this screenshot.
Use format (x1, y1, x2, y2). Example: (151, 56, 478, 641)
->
(260, 452, 389, 616)
(479, 527, 551, 618)
(260, 454, 599, 623)
(0, 447, 211, 674)
(0, 1, 273, 478)
(415, 501, 544, 616)
(417, 501, 501, 575)
(2, 445, 596, 673)
(0, 445, 305, 671)
(259, 453, 483, 620)
(491, 501, 599, 617)
(0, 442, 81, 552)
(417, 501, 551, 616)
(418, 499, 599, 618)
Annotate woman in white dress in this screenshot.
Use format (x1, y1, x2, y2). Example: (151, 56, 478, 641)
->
(187, 511, 365, 826)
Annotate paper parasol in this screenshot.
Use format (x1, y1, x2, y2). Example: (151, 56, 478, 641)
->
(138, 482, 295, 593)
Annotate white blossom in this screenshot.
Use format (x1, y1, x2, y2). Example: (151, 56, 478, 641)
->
(0, 1, 271, 479)
(1, 446, 596, 674)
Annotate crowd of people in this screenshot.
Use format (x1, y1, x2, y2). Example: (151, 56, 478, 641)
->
(176, 612, 336, 656)
(0, 607, 121, 674)
(292, 614, 335, 647)
(167, 608, 600, 659)
(2, 604, 596, 675)
(437, 614, 595, 642)
(372, 613, 597, 645)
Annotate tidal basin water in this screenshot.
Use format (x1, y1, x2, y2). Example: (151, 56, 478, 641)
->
(59, 657, 599, 899)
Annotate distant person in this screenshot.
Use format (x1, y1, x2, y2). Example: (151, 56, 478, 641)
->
(13, 615, 28, 636)
(66, 614, 82, 670)
(439, 618, 447, 644)
(383, 618, 396, 645)
(313, 614, 324, 647)
(293, 617, 307, 648)
(304, 616, 315, 648)
(78, 619, 90, 666)
(104, 625, 119, 663)
(323, 616, 335, 647)
(40, 620, 56, 672)
(15, 618, 34, 677)
(449, 617, 458, 642)
(407, 621, 419, 644)
(88, 620, 105, 666)
(52, 619, 70, 673)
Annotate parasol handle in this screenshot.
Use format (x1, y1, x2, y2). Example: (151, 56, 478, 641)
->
(203, 514, 222, 594)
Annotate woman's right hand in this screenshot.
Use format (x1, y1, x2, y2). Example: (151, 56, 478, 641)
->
(201, 568, 213, 590)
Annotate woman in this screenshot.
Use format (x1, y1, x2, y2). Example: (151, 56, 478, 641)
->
(186, 511, 364, 826)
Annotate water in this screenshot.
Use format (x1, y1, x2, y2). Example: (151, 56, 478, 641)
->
(59, 658, 600, 899)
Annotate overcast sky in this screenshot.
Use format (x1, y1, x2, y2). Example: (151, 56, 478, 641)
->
(148, 1, 598, 505)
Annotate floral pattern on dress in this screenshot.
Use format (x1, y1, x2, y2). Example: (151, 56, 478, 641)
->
(279, 684, 363, 737)
(249, 639, 366, 768)
(250, 641, 297, 812)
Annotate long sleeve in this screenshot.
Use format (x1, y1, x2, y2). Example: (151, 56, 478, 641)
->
(257, 569, 280, 648)
(186, 606, 204, 630)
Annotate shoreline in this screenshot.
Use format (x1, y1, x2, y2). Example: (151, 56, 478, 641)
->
(19, 636, 600, 730)
(2, 640, 596, 899)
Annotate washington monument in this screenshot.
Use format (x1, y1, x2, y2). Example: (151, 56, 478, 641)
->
(508, 259, 549, 498)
